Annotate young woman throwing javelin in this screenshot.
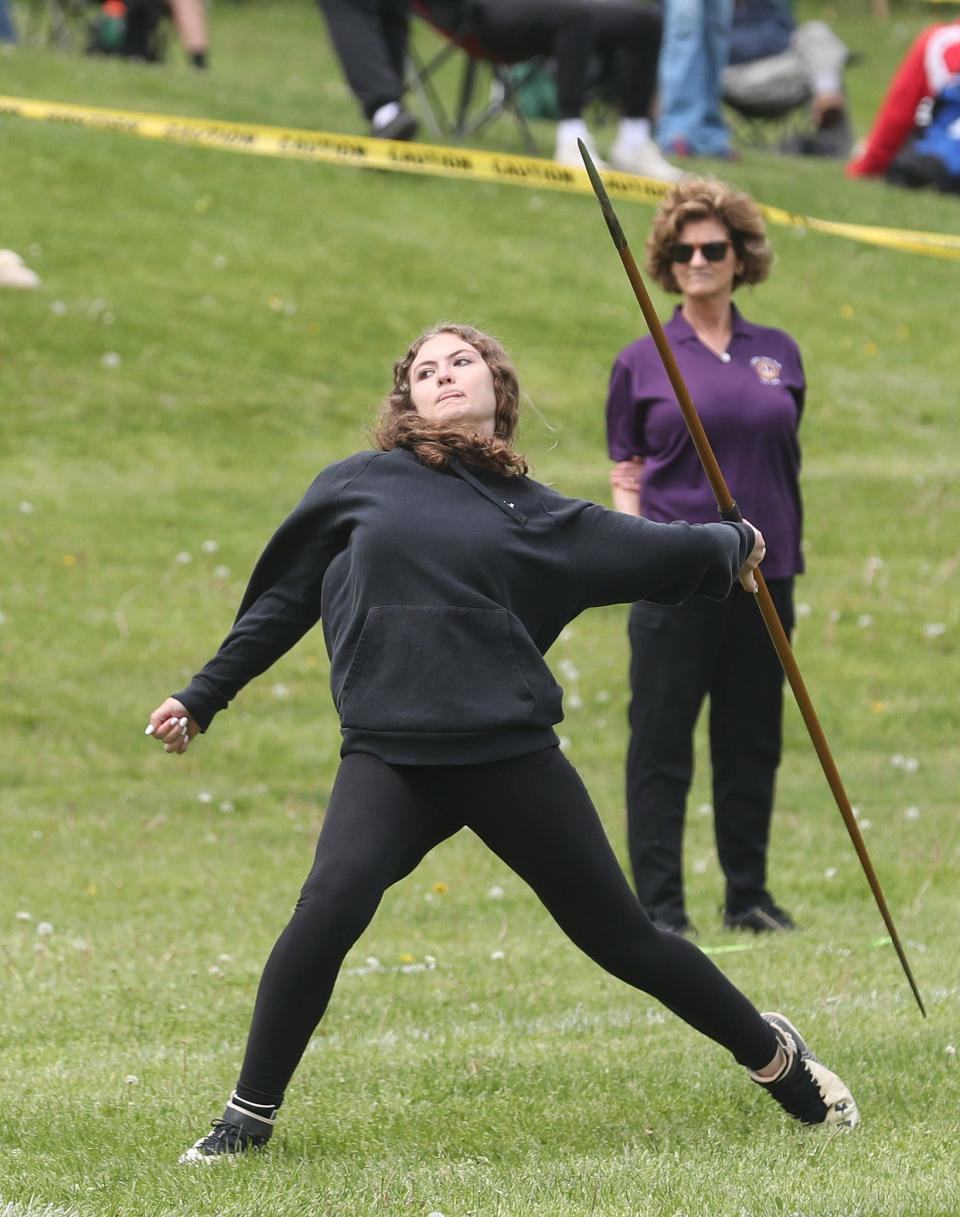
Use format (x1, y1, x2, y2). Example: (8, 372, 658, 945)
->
(146, 323, 858, 1162)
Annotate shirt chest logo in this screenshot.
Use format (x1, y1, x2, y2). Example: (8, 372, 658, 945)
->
(750, 355, 782, 385)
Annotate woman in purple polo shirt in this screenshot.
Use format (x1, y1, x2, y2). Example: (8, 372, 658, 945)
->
(606, 177, 803, 936)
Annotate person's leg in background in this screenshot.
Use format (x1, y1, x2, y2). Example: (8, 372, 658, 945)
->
(168, 0, 209, 68)
(0, 0, 18, 45)
(709, 579, 796, 931)
(791, 19, 853, 156)
(657, 0, 733, 157)
(699, 0, 734, 155)
(472, 0, 596, 165)
(590, 1, 683, 180)
(626, 597, 726, 933)
(317, 0, 419, 139)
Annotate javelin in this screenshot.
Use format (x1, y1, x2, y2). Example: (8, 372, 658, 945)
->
(579, 140, 925, 1017)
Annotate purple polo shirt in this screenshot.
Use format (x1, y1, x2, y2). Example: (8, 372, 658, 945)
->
(606, 305, 805, 579)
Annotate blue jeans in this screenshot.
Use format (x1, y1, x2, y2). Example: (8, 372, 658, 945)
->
(0, 0, 17, 43)
(656, 0, 733, 156)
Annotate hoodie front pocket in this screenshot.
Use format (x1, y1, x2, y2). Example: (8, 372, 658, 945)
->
(338, 605, 550, 734)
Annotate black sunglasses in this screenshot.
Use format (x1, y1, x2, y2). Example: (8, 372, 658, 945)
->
(670, 240, 731, 264)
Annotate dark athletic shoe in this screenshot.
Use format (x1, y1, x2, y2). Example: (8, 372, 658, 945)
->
(751, 1012, 859, 1130)
(179, 1096, 277, 1164)
(724, 901, 795, 932)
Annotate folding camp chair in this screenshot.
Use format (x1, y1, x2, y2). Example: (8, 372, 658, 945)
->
(408, 1, 543, 154)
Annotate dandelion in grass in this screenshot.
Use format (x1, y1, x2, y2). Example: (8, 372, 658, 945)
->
(870, 701, 887, 714)
(432, 881, 448, 895)
(399, 952, 416, 965)
(840, 304, 854, 318)
(62, 554, 76, 567)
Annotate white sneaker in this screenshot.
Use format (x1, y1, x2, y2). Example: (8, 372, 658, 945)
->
(609, 138, 684, 182)
(554, 130, 608, 171)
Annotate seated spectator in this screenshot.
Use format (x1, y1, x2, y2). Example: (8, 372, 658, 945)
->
(724, 0, 852, 158)
(847, 18, 960, 191)
(318, 0, 682, 180)
(88, 0, 209, 67)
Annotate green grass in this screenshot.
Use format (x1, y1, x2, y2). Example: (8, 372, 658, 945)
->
(2, 2, 960, 1214)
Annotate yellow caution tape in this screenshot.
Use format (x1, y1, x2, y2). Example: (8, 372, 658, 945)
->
(3, 93, 960, 260)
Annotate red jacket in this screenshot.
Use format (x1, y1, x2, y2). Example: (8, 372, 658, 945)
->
(848, 21, 960, 177)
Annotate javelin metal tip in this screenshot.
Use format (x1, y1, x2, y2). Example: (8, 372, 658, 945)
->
(578, 140, 627, 250)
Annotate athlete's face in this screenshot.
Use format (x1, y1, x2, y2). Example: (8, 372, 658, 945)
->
(409, 332, 498, 436)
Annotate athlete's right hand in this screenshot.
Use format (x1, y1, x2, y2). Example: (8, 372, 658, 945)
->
(737, 518, 766, 594)
(145, 697, 199, 755)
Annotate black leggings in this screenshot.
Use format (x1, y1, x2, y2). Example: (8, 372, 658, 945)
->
(237, 748, 778, 1104)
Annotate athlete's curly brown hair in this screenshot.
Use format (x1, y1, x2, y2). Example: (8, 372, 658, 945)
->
(373, 322, 529, 477)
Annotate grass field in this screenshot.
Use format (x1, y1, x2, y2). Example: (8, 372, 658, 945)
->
(2, 2, 960, 1214)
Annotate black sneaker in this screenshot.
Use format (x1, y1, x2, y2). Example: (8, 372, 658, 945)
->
(750, 1012, 859, 1129)
(724, 901, 795, 932)
(179, 1095, 277, 1164)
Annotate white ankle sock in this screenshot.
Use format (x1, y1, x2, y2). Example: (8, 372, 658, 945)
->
(556, 118, 589, 143)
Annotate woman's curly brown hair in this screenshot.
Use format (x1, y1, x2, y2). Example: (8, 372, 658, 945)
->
(646, 177, 773, 294)
(373, 322, 529, 477)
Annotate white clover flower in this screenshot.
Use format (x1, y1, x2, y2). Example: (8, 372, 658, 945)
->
(214, 565, 230, 579)
(101, 351, 121, 369)
(904, 757, 919, 773)
(490, 949, 506, 961)
(692, 858, 708, 875)
(923, 623, 946, 639)
(857, 614, 873, 629)
(860, 819, 872, 830)
(946, 1044, 956, 1058)
(904, 806, 921, 822)
(890, 754, 905, 769)
(796, 601, 811, 618)
(567, 693, 583, 710)
(201, 539, 220, 554)
(51, 300, 67, 316)
(424, 955, 437, 969)
(595, 690, 610, 703)
(219, 953, 233, 963)
(213, 255, 227, 269)
(0, 611, 7, 626)
(175, 551, 192, 565)
(36, 922, 54, 936)
(558, 736, 571, 751)
(18, 500, 34, 514)
(557, 659, 580, 682)
(828, 609, 841, 623)
(697, 802, 712, 817)
(272, 683, 290, 699)
(198, 791, 214, 804)
(219, 800, 235, 814)
(824, 867, 838, 879)
(208, 965, 223, 976)
(365, 955, 381, 970)
(487, 885, 505, 900)
(15, 910, 31, 921)
(125, 1075, 139, 1086)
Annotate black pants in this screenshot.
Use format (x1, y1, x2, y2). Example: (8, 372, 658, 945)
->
(468, 0, 661, 119)
(237, 747, 777, 1105)
(317, 0, 410, 119)
(627, 580, 795, 923)
(318, 0, 661, 123)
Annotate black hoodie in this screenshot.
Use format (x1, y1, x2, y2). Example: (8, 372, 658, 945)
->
(175, 448, 754, 764)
